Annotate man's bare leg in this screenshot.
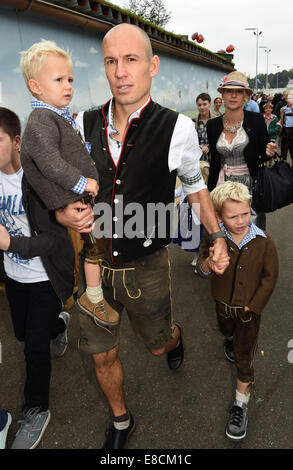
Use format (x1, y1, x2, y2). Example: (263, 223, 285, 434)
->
(149, 323, 180, 356)
(149, 322, 184, 370)
(92, 345, 135, 449)
(92, 345, 127, 417)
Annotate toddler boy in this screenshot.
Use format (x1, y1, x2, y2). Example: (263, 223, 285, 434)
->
(20, 40, 118, 331)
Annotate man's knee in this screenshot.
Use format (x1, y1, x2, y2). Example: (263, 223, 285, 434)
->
(149, 346, 165, 357)
(92, 345, 119, 370)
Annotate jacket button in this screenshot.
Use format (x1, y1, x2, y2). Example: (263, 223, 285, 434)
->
(113, 251, 118, 256)
(116, 179, 121, 185)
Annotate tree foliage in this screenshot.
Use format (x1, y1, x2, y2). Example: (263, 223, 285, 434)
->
(248, 68, 293, 89)
(123, 0, 172, 28)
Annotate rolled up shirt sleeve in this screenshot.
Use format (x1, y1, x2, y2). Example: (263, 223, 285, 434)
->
(168, 114, 206, 196)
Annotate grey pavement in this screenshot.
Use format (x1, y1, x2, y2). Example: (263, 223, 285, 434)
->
(0, 203, 293, 450)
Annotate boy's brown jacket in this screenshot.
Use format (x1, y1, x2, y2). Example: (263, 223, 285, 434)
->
(196, 229, 279, 315)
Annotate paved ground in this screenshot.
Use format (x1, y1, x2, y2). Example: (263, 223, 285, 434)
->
(1, 203, 293, 451)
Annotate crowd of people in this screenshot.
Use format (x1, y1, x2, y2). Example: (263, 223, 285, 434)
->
(0, 23, 291, 450)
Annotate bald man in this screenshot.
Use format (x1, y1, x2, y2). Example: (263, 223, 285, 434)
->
(57, 23, 229, 449)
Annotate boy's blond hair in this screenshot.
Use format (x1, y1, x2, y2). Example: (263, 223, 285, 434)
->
(210, 181, 251, 213)
(20, 39, 71, 92)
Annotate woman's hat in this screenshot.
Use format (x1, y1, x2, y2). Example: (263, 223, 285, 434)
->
(217, 71, 253, 94)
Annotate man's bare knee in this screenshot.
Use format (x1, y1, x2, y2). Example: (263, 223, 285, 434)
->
(149, 346, 166, 357)
(92, 345, 119, 370)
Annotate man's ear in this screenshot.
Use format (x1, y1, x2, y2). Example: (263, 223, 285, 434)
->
(150, 55, 160, 78)
(28, 78, 41, 96)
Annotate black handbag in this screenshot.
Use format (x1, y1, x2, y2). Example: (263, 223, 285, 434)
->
(252, 157, 293, 213)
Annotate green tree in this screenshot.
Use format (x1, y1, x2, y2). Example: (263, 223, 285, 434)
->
(248, 69, 293, 89)
(123, 0, 172, 28)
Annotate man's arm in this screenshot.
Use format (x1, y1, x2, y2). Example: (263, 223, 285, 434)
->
(187, 189, 230, 274)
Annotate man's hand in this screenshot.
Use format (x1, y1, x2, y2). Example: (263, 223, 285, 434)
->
(266, 141, 277, 157)
(55, 200, 94, 232)
(209, 238, 230, 275)
(0, 224, 10, 251)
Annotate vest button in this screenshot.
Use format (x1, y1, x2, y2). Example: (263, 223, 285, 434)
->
(113, 251, 118, 256)
(113, 234, 118, 239)
(114, 198, 119, 204)
(116, 179, 121, 185)
(113, 216, 118, 222)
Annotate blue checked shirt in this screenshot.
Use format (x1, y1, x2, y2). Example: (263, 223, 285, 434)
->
(31, 100, 89, 195)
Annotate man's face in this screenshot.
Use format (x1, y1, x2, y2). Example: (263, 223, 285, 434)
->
(197, 99, 211, 117)
(29, 54, 74, 109)
(0, 128, 19, 174)
(102, 26, 159, 112)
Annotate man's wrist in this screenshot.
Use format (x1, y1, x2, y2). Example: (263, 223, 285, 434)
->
(209, 231, 227, 244)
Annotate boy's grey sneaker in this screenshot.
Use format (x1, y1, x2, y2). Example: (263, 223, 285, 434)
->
(51, 311, 70, 357)
(226, 401, 248, 441)
(224, 337, 235, 363)
(11, 407, 51, 449)
(0, 410, 12, 449)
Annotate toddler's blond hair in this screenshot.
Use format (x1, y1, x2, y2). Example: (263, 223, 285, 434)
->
(20, 39, 71, 93)
(210, 181, 251, 214)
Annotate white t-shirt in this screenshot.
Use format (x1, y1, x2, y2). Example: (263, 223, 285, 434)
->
(0, 167, 49, 283)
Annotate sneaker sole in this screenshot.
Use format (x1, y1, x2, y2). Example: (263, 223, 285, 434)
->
(225, 417, 248, 442)
(225, 427, 246, 441)
(29, 411, 51, 449)
(75, 300, 119, 328)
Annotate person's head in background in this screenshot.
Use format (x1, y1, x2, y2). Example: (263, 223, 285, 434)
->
(0, 107, 21, 175)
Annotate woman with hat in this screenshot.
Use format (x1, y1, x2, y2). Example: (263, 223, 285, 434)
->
(206, 71, 277, 229)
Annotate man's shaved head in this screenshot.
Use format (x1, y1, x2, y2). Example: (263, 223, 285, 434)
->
(103, 23, 153, 61)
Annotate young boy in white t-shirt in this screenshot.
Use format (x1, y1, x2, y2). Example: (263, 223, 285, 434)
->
(0, 107, 74, 449)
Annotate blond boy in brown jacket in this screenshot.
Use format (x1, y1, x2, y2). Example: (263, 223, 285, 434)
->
(197, 181, 278, 442)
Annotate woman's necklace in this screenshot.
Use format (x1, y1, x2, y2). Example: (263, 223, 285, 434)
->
(223, 120, 242, 134)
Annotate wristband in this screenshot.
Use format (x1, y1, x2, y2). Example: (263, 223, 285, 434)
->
(209, 231, 227, 244)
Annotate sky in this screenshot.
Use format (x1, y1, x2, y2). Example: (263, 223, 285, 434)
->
(113, 0, 292, 78)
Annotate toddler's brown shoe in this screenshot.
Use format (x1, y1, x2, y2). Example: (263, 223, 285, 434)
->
(76, 293, 119, 330)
